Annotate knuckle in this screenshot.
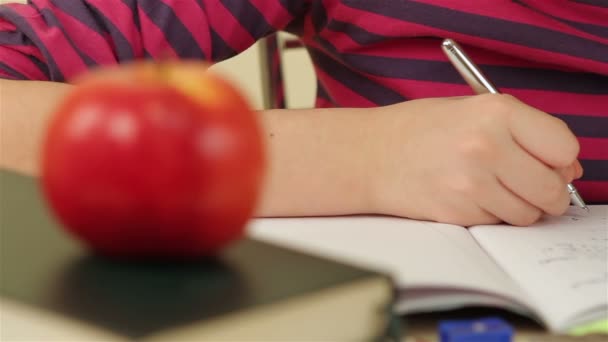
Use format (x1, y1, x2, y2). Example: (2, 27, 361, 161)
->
(553, 116, 570, 131)
(565, 137, 580, 163)
(474, 93, 516, 117)
(457, 134, 498, 165)
(551, 118, 580, 165)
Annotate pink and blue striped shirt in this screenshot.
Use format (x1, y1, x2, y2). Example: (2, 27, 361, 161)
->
(1, 0, 607, 203)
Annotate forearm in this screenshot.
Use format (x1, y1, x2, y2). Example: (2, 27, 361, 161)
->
(1, 79, 378, 217)
(0, 79, 72, 175)
(256, 107, 379, 217)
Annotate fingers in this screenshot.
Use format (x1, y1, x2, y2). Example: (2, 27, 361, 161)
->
(436, 172, 543, 226)
(430, 195, 502, 227)
(477, 176, 544, 226)
(496, 143, 572, 217)
(477, 94, 580, 169)
(510, 104, 579, 167)
(383, 94, 583, 226)
(472, 94, 582, 219)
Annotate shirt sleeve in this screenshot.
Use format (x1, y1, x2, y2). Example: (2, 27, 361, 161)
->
(0, 0, 307, 82)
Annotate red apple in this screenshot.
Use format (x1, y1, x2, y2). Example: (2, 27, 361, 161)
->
(40, 62, 265, 258)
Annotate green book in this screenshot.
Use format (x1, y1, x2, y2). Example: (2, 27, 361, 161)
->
(0, 170, 398, 341)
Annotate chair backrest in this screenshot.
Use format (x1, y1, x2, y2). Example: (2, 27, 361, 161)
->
(258, 34, 285, 109)
(258, 34, 306, 109)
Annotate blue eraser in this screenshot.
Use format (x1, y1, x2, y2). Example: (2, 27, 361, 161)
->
(439, 317, 513, 342)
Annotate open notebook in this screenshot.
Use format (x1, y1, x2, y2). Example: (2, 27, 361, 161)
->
(249, 205, 608, 333)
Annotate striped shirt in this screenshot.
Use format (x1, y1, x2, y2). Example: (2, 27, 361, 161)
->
(1, 0, 607, 203)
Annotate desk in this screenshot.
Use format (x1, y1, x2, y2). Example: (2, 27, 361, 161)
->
(402, 308, 607, 342)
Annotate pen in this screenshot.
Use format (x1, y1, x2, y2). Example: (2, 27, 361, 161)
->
(440, 38, 589, 212)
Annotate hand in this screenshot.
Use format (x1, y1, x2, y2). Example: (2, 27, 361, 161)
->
(367, 94, 582, 226)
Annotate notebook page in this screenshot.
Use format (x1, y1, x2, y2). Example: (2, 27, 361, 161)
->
(248, 216, 529, 311)
(469, 205, 608, 332)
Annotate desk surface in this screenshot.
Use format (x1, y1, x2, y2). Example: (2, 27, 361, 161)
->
(402, 308, 607, 342)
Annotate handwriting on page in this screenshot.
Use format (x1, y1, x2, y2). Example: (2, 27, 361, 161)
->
(469, 205, 608, 317)
(570, 272, 608, 290)
(536, 209, 608, 290)
(539, 243, 607, 264)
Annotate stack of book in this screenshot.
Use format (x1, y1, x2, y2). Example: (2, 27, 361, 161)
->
(0, 170, 398, 341)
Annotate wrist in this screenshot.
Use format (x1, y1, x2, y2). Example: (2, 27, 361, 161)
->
(362, 101, 420, 217)
(356, 105, 401, 216)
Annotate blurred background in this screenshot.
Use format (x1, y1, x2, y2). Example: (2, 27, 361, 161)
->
(0, 0, 317, 110)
